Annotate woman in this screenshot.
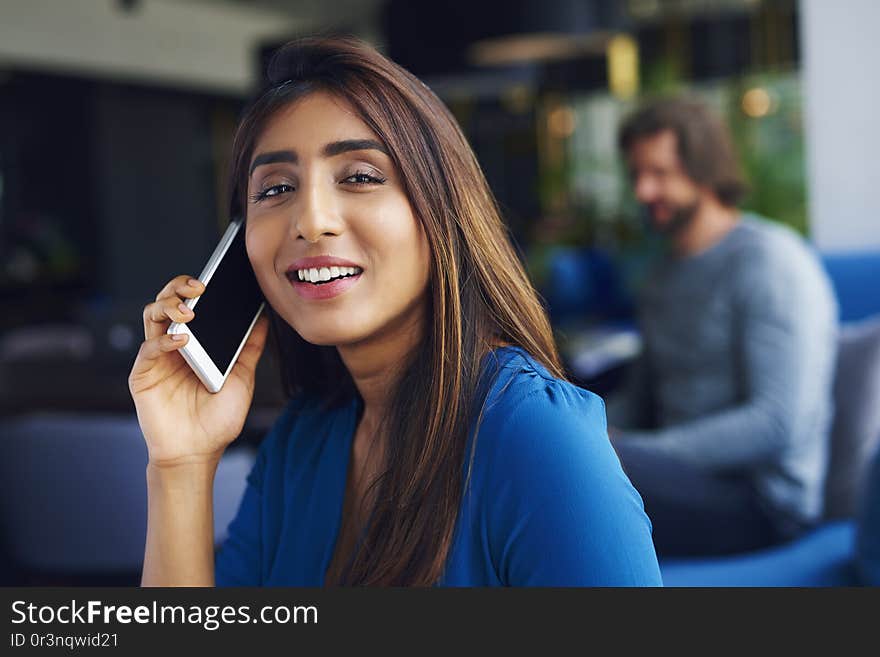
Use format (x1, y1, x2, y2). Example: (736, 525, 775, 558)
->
(129, 36, 661, 586)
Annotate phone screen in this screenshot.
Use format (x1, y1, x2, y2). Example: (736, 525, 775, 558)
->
(187, 223, 265, 375)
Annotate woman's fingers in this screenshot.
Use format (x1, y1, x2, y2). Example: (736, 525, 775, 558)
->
(128, 333, 190, 393)
(143, 296, 195, 340)
(231, 313, 270, 381)
(155, 275, 204, 303)
(143, 277, 204, 340)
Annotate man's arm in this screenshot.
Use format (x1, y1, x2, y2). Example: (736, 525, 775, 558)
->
(617, 246, 837, 470)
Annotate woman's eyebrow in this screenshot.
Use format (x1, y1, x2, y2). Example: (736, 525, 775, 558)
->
(250, 150, 297, 176)
(322, 139, 388, 157)
(249, 140, 389, 176)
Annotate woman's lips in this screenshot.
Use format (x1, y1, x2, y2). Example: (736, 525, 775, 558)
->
(288, 271, 362, 300)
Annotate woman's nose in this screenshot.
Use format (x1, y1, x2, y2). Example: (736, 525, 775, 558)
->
(291, 181, 344, 243)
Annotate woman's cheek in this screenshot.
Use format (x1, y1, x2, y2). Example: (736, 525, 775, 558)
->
(246, 227, 281, 295)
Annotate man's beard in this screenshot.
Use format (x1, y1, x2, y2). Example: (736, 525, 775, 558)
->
(643, 197, 700, 237)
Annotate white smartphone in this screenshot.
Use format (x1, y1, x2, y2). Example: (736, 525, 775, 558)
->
(167, 219, 266, 393)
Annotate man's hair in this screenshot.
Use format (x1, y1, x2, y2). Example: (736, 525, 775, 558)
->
(618, 96, 749, 207)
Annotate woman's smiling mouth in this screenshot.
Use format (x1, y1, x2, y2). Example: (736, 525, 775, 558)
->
(285, 257, 364, 300)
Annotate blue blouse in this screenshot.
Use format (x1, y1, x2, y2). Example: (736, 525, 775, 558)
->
(215, 346, 662, 586)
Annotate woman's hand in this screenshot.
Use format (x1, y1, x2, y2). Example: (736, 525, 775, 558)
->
(129, 274, 269, 468)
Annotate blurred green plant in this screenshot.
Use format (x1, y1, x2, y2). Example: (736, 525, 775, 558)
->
(726, 75, 808, 235)
(527, 58, 809, 296)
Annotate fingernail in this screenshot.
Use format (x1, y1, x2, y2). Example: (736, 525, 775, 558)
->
(172, 334, 186, 341)
(188, 278, 201, 287)
(178, 303, 190, 314)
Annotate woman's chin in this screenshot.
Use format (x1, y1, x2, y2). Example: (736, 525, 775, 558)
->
(295, 327, 366, 348)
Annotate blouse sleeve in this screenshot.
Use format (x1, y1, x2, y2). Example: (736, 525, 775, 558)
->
(214, 399, 302, 586)
(213, 439, 269, 587)
(485, 383, 662, 586)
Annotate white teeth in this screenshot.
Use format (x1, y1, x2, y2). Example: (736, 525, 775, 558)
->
(294, 265, 362, 283)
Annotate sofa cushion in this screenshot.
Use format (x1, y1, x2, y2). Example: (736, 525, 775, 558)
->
(824, 315, 880, 518)
(856, 442, 880, 585)
(659, 520, 857, 586)
(821, 252, 880, 322)
(0, 413, 255, 577)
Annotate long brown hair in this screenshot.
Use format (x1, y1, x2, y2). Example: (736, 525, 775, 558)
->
(228, 36, 563, 585)
(618, 96, 749, 207)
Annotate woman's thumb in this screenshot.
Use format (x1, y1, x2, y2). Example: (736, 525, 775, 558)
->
(233, 313, 270, 378)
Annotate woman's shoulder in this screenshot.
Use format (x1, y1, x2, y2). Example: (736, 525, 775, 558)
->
(480, 346, 606, 427)
(468, 347, 660, 585)
(475, 346, 611, 466)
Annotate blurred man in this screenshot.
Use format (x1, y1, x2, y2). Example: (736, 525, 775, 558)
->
(609, 97, 838, 556)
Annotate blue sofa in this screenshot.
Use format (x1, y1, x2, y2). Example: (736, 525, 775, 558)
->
(820, 251, 880, 323)
(0, 413, 255, 585)
(661, 442, 880, 587)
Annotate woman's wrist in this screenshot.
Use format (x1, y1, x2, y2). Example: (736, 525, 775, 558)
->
(146, 454, 222, 486)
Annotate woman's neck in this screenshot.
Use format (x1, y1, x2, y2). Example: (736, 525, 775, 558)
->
(336, 304, 425, 432)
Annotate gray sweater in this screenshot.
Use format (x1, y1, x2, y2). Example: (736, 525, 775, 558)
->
(611, 215, 839, 526)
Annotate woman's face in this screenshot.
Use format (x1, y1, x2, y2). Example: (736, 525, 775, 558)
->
(245, 91, 431, 349)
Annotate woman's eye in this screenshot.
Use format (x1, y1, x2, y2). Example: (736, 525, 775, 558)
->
(249, 183, 294, 203)
(343, 171, 387, 186)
